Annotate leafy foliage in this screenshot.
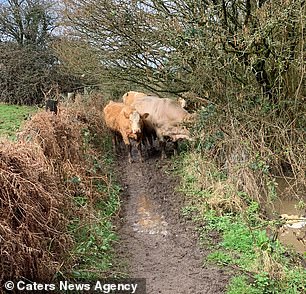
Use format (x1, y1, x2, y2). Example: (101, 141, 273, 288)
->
(175, 151, 306, 293)
(0, 1, 82, 104)
(63, 0, 305, 102)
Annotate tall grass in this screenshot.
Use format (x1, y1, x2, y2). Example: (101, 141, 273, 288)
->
(174, 149, 305, 293)
(0, 94, 121, 283)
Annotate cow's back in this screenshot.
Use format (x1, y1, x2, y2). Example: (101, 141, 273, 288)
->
(103, 101, 125, 130)
(131, 96, 188, 126)
(122, 91, 147, 106)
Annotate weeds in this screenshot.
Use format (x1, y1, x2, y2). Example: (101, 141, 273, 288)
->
(0, 140, 73, 282)
(174, 150, 306, 293)
(0, 94, 121, 284)
(62, 95, 121, 280)
(67, 167, 120, 280)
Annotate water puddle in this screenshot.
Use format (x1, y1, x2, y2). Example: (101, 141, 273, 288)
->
(279, 215, 306, 254)
(272, 178, 306, 254)
(133, 194, 168, 235)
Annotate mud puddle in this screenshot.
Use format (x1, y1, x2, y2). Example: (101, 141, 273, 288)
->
(133, 194, 168, 235)
(273, 177, 306, 254)
(115, 157, 229, 294)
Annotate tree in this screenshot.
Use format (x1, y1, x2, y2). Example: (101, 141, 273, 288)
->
(0, 0, 82, 104)
(0, 41, 82, 104)
(0, 0, 56, 46)
(63, 0, 305, 106)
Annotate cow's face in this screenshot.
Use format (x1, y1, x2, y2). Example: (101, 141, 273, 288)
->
(129, 111, 142, 134)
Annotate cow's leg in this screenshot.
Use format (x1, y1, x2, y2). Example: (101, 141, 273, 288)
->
(127, 143, 133, 163)
(116, 133, 123, 152)
(112, 133, 117, 153)
(113, 132, 123, 153)
(151, 130, 157, 151)
(148, 133, 154, 149)
(136, 139, 144, 162)
(141, 129, 152, 156)
(173, 141, 178, 156)
(122, 134, 133, 163)
(156, 131, 166, 159)
(160, 140, 167, 159)
(141, 134, 150, 156)
(141, 133, 149, 155)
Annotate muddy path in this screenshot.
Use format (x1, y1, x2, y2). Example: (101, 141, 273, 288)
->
(115, 152, 230, 294)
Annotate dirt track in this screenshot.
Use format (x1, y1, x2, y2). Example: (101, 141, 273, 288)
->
(115, 151, 230, 294)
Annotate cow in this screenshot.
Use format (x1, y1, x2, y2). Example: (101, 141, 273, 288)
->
(122, 91, 157, 149)
(122, 92, 188, 151)
(177, 97, 187, 108)
(129, 96, 194, 159)
(123, 91, 186, 109)
(103, 101, 149, 163)
(122, 91, 147, 106)
(45, 99, 58, 115)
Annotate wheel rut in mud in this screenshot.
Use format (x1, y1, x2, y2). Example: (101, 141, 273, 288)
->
(115, 154, 230, 294)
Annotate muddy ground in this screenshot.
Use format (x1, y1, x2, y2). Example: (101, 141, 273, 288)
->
(115, 149, 230, 294)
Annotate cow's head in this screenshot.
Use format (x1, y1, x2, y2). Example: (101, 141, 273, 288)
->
(177, 98, 187, 108)
(125, 110, 149, 134)
(162, 126, 193, 142)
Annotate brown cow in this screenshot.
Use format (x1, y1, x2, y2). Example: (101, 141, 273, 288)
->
(130, 96, 193, 158)
(103, 101, 149, 163)
(122, 91, 157, 148)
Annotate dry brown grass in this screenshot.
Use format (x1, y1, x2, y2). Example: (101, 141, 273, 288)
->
(254, 250, 286, 281)
(0, 140, 73, 282)
(0, 93, 109, 283)
(19, 93, 107, 198)
(20, 109, 83, 165)
(182, 152, 247, 215)
(193, 104, 306, 209)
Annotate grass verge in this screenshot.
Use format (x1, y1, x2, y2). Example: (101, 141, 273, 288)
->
(174, 151, 305, 294)
(58, 99, 122, 280)
(66, 143, 122, 280)
(0, 103, 36, 138)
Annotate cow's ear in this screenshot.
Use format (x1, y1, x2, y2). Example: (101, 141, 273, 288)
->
(142, 113, 149, 120)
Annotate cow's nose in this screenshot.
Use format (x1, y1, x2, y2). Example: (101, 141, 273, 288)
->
(133, 129, 141, 134)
